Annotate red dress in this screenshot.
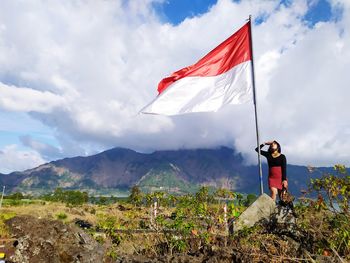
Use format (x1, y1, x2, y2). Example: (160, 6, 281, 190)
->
(269, 166, 283, 190)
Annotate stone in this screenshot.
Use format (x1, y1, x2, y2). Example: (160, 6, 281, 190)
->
(6, 215, 104, 263)
(233, 193, 276, 232)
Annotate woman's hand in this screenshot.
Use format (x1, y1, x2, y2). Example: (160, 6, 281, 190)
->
(282, 180, 288, 188)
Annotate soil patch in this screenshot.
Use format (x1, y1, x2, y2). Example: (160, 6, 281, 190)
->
(5, 215, 104, 263)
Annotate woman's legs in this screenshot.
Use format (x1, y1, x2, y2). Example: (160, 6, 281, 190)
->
(270, 187, 278, 201)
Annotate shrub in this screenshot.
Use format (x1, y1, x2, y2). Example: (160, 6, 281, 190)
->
(307, 164, 350, 258)
(56, 212, 67, 220)
(128, 186, 143, 206)
(0, 212, 16, 238)
(96, 214, 122, 245)
(310, 164, 349, 215)
(5, 192, 24, 200)
(41, 188, 89, 206)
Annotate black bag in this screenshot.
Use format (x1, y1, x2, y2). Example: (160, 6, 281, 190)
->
(279, 187, 297, 217)
(280, 187, 295, 205)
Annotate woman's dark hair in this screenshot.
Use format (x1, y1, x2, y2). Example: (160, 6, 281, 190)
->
(268, 140, 281, 153)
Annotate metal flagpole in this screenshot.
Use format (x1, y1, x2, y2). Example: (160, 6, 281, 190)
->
(0, 186, 5, 209)
(248, 15, 264, 195)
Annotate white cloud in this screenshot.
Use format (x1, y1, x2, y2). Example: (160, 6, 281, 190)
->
(0, 0, 349, 171)
(0, 82, 65, 112)
(256, 1, 350, 166)
(0, 145, 46, 174)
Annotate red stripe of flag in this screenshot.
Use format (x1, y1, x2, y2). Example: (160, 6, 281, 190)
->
(158, 21, 252, 94)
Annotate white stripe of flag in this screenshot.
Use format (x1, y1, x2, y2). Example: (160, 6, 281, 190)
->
(141, 21, 253, 116)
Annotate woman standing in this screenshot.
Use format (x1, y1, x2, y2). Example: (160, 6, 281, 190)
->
(255, 141, 288, 201)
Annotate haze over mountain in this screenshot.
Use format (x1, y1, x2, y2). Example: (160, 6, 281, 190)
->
(0, 146, 331, 196)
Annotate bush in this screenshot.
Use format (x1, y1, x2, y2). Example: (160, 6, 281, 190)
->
(307, 164, 350, 258)
(5, 192, 24, 200)
(41, 188, 89, 206)
(310, 164, 349, 214)
(0, 212, 16, 238)
(56, 212, 68, 220)
(244, 194, 257, 206)
(128, 186, 143, 206)
(96, 214, 122, 245)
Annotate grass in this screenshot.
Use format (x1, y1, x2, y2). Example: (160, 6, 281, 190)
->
(0, 201, 166, 230)
(0, 212, 16, 238)
(56, 212, 68, 220)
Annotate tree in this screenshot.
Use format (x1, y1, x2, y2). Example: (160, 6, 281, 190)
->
(128, 185, 143, 206)
(5, 192, 24, 200)
(195, 186, 213, 203)
(44, 188, 88, 206)
(64, 190, 89, 206)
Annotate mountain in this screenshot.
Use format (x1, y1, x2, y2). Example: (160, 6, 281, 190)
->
(0, 146, 330, 196)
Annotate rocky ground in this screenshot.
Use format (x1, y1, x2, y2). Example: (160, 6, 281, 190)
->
(5, 215, 104, 263)
(0, 202, 347, 262)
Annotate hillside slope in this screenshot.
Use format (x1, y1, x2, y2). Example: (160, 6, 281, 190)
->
(0, 147, 327, 195)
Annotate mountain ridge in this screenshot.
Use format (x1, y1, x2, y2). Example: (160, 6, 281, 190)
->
(0, 146, 330, 196)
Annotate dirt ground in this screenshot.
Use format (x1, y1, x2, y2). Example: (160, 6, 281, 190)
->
(0, 202, 346, 263)
(4, 215, 104, 263)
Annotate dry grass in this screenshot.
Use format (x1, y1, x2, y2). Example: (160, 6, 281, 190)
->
(1, 202, 104, 224)
(0, 202, 160, 226)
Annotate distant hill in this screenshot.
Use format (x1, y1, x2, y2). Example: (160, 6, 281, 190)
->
(0, 147, 332, 196)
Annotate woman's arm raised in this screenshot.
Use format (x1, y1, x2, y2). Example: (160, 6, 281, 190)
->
(255, 143, 269, 157)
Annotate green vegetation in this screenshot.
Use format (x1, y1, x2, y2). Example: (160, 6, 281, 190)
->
(0, 164, 348, 261)
(0, 212, 16, 238)
(5, 192, 25, 200)
(40, 188, 89, 206)
(138, 167, 199, 194)
(56, 212, 68, 220)
(3, 192, 42, 206)
(96, 214, 122, 245)
(128, 186, 143, 206)
(303, 164, 350, 257)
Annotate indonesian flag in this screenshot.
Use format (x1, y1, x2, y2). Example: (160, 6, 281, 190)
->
(141, 21, 253, 115)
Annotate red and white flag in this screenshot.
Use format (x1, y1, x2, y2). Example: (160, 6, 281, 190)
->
(142, 21, 253, 115)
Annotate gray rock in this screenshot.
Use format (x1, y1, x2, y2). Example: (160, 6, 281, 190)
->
(233, 193, 276, 232)
(6, 215, 105, 263)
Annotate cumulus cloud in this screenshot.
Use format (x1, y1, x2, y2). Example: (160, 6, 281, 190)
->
(0, 82, 65, 112)
(256, 0, 350, 166)
(0, 145, 46, 174)
(0, 0, 349, 172)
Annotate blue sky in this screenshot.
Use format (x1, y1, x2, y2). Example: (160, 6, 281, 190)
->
(0, 112, 56, 147)
(154, 0, 218, 25)
(0, 0, 348, 173)
(156, 0, 334, 26)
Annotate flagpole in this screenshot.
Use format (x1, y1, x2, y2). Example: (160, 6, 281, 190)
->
(248, 15, 264, 195)
(0, 186, 5, 209)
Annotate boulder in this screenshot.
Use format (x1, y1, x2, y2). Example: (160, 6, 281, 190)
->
(233, 193, 276, 232)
